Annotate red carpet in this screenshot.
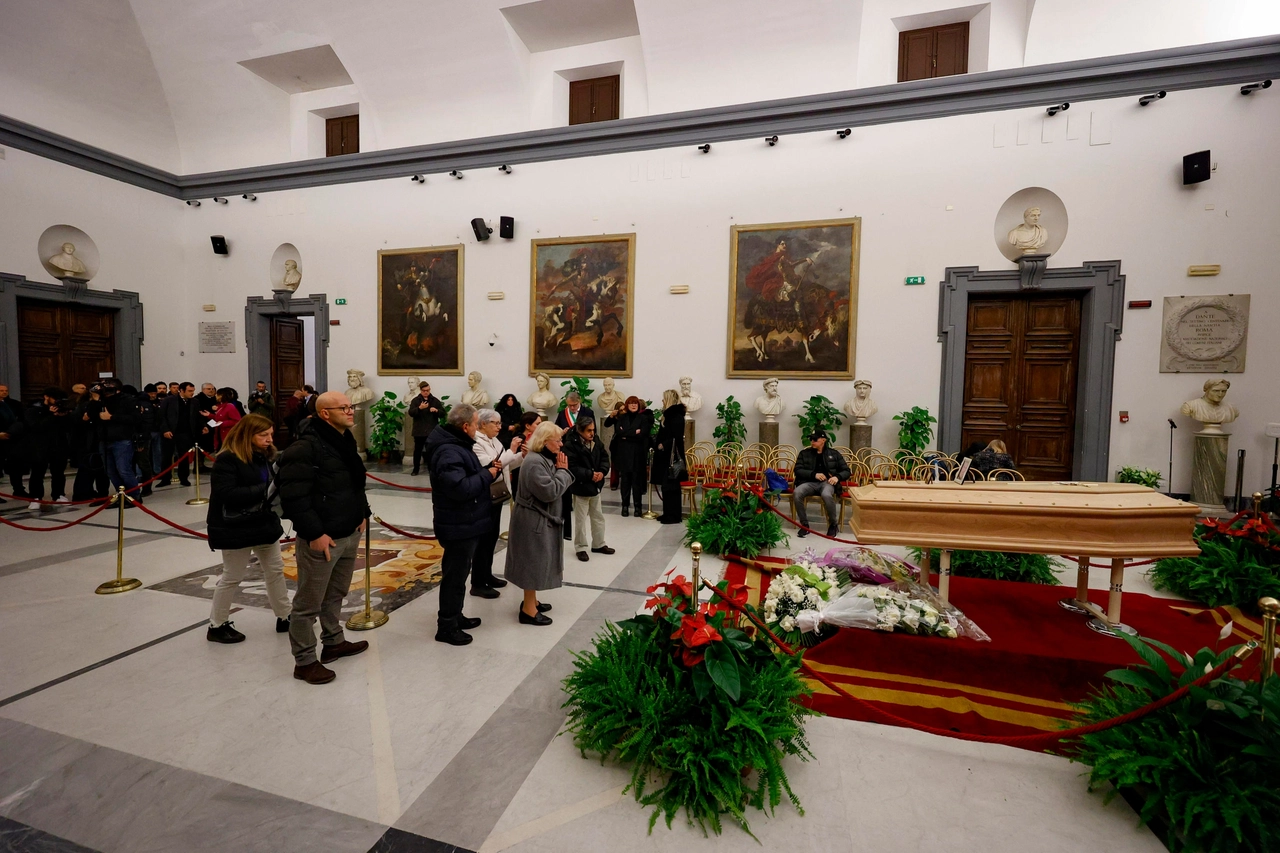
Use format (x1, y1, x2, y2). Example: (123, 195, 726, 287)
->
(722, 556, 1263, 745)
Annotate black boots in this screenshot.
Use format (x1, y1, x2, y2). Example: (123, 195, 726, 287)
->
(207, 622, 245, 644)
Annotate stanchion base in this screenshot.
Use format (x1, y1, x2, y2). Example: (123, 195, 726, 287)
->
(185, 498, 210, 506)
(1087, 617, 1137, 638)
(1058, 597, 1090, 615)
(347, 610, 388, 631)
(96, 577, 142, 595)
(499, 531, 509, 541)
(640, 511, 660, 519)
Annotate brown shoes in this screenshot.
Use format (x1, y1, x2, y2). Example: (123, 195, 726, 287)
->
(293, 661, 336, 684)
(320, 640, 369, 663)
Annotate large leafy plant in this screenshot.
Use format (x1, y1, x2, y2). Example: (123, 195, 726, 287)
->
(713, 396, 747, 448)
(558, 376, 594, 411)
(683, 488, 788, 558)
(1069, 632, 1280, 853)
(1116, 466, 1163, 489)
(794, 395, 843, 442)
(892, 406, 936, 457)
(1148, 515, 1280, 608)
(562, 573, 816, 837)
(909, 547, 1061, 585)
(368, 391, 407, 456)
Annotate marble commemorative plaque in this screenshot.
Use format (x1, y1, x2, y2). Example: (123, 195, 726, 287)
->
(1159, 294, 1249, 373)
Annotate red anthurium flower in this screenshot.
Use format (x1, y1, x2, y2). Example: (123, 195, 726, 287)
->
(681, 647, 705, 667)
(645, 594, 673, 611)
(677, 612, 723, 648)
(667, 575, 693, 599)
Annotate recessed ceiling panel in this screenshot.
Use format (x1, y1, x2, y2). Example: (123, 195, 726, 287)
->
(238, 44, 353, 94)
(501, 0, 640, 53)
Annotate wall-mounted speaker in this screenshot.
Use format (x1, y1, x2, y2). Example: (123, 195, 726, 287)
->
(470, 218, 492, 241)
(1183, 150, 1211, 185)
(211, 235, 229, 255)
(499, 216, 515, 239)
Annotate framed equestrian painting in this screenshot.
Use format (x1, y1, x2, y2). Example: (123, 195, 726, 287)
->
(377, 245, 464, 375)
(529, 233, 635, 377)
(726, 218, 860, 378)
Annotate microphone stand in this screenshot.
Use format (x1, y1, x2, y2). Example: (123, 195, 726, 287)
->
(1167, 418, 1178, 497)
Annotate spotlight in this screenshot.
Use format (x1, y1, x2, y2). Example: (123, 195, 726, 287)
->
(185, 200, 201, 207)
(765, 135, 778, 146)
(1138, 90, 1166, 107)
(698, 144, 711, 153)
(450, 170, 464, 179)
(836, 128, 851, 139)
(241, 193, 257, 201)
(1045, 103, 1070, 116)
(1241, 80, 1272, 95)
(213, 197, 228, 204)
(498, 164, 512, 174)
(410, 174, 425, 183)
(488, 332, 499, 347)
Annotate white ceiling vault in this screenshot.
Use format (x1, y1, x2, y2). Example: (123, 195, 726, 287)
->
(1, 0, 1277, 174)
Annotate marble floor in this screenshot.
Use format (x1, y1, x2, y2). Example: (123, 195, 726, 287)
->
(0, 473, 1169, 853)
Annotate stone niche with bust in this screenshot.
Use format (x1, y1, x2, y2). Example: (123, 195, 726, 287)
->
(1180, 378, 1239, 509)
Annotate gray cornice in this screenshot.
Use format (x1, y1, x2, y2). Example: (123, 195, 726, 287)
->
(3, 35, 1278, 199)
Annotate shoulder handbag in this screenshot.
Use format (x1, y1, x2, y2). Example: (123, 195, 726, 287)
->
(490, 472, 512, 505)
(667, 442, 688, 484)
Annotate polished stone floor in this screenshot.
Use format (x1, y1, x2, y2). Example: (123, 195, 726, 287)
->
(0, 473, 1168, 853)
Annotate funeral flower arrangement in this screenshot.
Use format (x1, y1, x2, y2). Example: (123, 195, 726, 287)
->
(762, 552, 842, 647)
(845, 585, 959, 637)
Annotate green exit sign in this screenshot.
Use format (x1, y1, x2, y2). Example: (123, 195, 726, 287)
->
(334, 298, 347, 305)
(905, 276, 926, 285)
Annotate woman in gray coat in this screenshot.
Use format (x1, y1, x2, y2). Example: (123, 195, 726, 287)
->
(504, 421, 573, 626)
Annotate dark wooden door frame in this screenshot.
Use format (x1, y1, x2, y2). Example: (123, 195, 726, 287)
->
(938, 260, 1125, 482)
(0, 272, 144, 398)
(244, 292, 329, 398)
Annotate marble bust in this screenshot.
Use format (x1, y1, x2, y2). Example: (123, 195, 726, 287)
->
(461, 370, 490, 407)
(282, 259, 302, 292)
(48, 242, 87, 278)
(755, 378, 785, 420)
(405, 376, 422, 400)
(1007, 207, 1048, 255)
(678, 376, 702, 420)
(1180, 379, 1239, 434)
(843, 379, 878, 423)
(346, 369, 375, 406)
(528, 372, 557, 416)
(596, 377, 623, 415)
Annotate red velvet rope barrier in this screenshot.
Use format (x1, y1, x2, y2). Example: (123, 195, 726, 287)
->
(0, 500, 113, 531)
(365, 473, 433, 493)
(745, 486, 862, 544)
(0, 450, 197, 505)
(372, 515, 437, 540)
(128, 500, 210, 539)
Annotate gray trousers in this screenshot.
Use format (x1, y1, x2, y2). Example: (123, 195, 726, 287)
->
(573, 493, 607, 551)
(289, 529, 361, 665)
(794, 480, 837, 528)
(210, 543, 291, 627)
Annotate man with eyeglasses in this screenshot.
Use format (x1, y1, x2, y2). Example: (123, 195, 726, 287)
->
(277, 390, 372, 684)
(408, 380, 444, 475)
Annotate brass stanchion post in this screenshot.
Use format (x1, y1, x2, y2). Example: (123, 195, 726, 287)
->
(1260, 597, 1278, 685)
(186, 446, 209, 506)
(690, 542, 702, 609)
(347, 521, 388, 630)
(96, 487, 142, 594)
(642, 450, 660, 519)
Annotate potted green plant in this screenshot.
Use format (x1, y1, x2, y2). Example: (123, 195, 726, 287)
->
(558, 376, 594, 411)
(367, 390, 407, 465)
(1116, 466, 1162, 489)
(794, 395, 844, 442)
(892, 406, 936, 458)
(713, 396, 747, 447)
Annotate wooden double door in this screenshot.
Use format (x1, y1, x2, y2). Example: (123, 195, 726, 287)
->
(17, 300, 115, 403)
(960, 293, 1083, 480)
(270, 316, 306, 444)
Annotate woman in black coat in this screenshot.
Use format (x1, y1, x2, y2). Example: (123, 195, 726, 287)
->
(206, 413, 291, 644)
(494, 393, 524, 449)
(606, 396, 652, 516)
(650, 391, 686, 524)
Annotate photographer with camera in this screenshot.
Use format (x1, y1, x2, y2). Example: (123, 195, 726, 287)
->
(248, 381, 274, 418)
(23, 388, 73, 509)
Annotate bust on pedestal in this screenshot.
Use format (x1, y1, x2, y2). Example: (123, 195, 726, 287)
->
(1180, 378, 1239, 509)
(679, 376, 702, 447)
(346, 369, 375, 451)
(755, 378, 784, 447)
(460, 371, 490, 408)
(528, 372, 557, 417)
(842, 379, 877, 451)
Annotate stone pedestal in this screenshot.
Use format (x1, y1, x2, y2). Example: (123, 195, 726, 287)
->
(849, 422, 872, 452)
(1191, 431, 1229, 509)
(352, 407, 369, 452)
(684, 420, 695, 448)
(759, 419, 779, 448)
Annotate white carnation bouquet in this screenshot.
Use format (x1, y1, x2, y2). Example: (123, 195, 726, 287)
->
(817, 581, 990, 641)
(762, 552, 842, 648)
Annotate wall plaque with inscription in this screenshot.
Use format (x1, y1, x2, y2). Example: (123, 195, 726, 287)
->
(198, 321, 236, 354)
(1159, 294, 1249, 373)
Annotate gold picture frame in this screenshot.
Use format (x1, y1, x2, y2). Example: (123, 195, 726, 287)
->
(529, 233, 635, 377)
(726, 217, 860, 379)
(377, 244, 464, 376)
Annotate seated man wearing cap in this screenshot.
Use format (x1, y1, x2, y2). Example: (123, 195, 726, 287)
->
(792, 430, 851, 538)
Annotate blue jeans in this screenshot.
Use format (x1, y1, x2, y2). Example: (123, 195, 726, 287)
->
(151, 431, 165, 473)
(105, 439, 140, 497)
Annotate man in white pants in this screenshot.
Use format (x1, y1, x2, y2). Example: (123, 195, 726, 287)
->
(562, 418, 614, 562)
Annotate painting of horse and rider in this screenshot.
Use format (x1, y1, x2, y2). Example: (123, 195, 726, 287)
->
(377, 245, 464, 375)
(727, 218, 860, 378)
(529, 234, 634, 377)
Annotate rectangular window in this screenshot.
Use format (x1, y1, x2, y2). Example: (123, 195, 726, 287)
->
(898, 22, 969, 82)
(325, 114, 359, 156)
(568, 75, 620, 125)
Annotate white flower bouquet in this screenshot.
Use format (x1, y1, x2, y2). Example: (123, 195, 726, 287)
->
(762, 554, 842, 648)
(816, 581, 990, 641)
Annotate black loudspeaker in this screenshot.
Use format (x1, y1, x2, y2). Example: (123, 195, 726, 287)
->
(1183, 150, 1211, 185)
(470, 218, 492, 241)
(210, 235, 229, 255)
(499, 216, 514, 239)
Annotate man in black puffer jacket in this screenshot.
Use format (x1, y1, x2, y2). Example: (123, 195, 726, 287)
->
(277, 391, 372, 684)
(424, 403, 500, 646)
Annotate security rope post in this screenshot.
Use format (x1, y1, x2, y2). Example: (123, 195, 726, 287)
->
(95, 487, 142, 594)
(1261, 596, 1279, 685)
(690, 542, 702, 609)
(642, 450, 660, 519)
(186, 446, 209, 506)
(347, 521, 388, 630)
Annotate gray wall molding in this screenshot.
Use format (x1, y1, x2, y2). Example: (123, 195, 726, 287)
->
(2, 36, 1278, 198)
(936, 260, 1125, 482)
(244, 293, 329, 395)
(0, 272, 144, 397)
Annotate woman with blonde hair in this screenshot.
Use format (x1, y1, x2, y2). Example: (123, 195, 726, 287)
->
(651, 389, 686, 524)
(971, 439, 1016, 477)
(504, 421, 573, 625)
(205, 413, 291, 643)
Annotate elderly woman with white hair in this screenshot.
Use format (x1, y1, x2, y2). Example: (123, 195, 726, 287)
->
(470, 408, 524, 596)
(504, 421, 572, 626)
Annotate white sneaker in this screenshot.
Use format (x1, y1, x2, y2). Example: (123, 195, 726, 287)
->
(55, 496, 70, 504)
(28, 501, 41, 511)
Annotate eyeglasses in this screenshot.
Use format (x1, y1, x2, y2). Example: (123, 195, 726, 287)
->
(323, 405, 355, 413)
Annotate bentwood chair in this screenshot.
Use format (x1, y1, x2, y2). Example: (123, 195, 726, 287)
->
(737, 447, 769, 492)
(701, 452, 737, 499)
(988, 467, 1025, 481)
(681, 450, 702, 513)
